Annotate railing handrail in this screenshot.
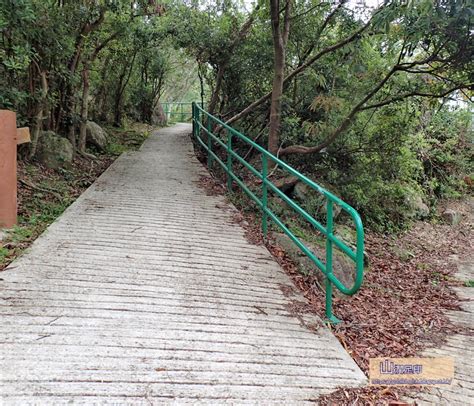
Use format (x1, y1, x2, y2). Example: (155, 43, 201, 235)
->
(192, 102, 364, 323)
(162, 102, 204, 122)
(162, 102, 196, 105)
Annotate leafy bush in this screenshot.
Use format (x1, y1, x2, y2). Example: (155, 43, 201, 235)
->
(288, 103, 472, 232)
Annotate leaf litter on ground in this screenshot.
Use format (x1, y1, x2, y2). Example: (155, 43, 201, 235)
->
(197, 172, 473, 405)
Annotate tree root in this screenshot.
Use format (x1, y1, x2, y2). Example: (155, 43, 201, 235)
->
(19, 179, 63, 201)
(77, 150, 97, 160)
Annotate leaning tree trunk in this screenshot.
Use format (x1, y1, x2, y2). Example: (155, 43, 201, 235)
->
(268, 0, 291, 163)
(208, 63, 226, 115)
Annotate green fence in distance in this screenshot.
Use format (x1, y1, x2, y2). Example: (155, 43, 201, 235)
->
(162, 102, 204, 122)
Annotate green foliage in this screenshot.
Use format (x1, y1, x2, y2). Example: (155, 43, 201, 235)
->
(418, 108, 473, 200)
(193, 0, 473, 231)
(0, 247, 9, 265)
(1, 0, 472, 232)
(103, 127, 149, 156)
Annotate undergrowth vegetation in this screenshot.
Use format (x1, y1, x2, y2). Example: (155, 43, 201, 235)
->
(292, 105, 473, 231)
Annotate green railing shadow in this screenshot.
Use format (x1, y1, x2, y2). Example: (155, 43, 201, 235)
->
(192, 102, 364, 324)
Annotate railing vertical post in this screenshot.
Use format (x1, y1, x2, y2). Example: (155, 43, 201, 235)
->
(325, 200, 340, 324)
(226, 129, 232, 191)
(192, 103, 195, 136)
(207, 116, 213, 170)
(180, 103, 183, 122)
(196, 106, 200, 139)
(261, 154, 268, 238)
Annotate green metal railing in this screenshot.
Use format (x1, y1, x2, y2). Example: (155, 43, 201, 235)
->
(162, 102, 204, 122)
(192, 102, 364, 323)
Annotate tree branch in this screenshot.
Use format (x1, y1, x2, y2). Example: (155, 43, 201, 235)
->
(362, 84, 473, 110)
(208, 7, 258, 114)
(294, 0, 345, 64)
(279, 63, 400, 157)
(277, 37, 472, 158)
(289, 1, 326, 21)
(225, 11, 375, 127)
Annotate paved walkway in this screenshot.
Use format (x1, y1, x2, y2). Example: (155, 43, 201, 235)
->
(406, 258, 473, 406)
(0, 124, 365, 404)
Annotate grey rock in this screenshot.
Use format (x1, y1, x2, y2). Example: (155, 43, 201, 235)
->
(405, 193, 430, 218)
(293, 182, 342, 220)
(392, 245, 415, 262)
(335, 224, 369, 266)
(273, 176, 299, 194)
(36, 131, 73, 169)
(442, 209, 462, 225)
(151, 103, 167, 126)
(273, 232, 357, 294)
(86, 121, 108, 151)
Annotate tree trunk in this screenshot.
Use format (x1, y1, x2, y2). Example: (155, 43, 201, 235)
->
(78, 66, 90, 154)
(56, 10, 106, 148)
(208, 63, 226, 115)
(29, 71, 49, 159)
(268, 0, 291, 162)
(198, 62, 205, 108)
(68, 124, 76, 155)
(113, 50, 137, 127)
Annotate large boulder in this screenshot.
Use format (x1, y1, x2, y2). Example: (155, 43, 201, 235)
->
(404, 192, 430, 218)
(151, 104, 167, 126)
(86, 121, 108, 151)
(36, 131, 73, 169)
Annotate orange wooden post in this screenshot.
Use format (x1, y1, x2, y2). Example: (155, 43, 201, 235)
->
(0, 110, 17, 228)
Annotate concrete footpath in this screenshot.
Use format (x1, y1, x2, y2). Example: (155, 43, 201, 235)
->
(405, 258, 473, 406)
(0, 124, 366, 404)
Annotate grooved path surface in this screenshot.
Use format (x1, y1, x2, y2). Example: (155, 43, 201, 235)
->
(0, 124, 366, 404)
(406, 258, 474, 406)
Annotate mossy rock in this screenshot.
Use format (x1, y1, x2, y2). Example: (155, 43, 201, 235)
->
(86, 121, 108, 151)
(37, 131, 73, 169)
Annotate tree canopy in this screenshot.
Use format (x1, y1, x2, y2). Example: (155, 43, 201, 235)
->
(1, 0, 472, 229)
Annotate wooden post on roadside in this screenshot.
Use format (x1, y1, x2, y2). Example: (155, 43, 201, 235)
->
(0, 110, 31, 229)
(0, 110, 18, 228)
